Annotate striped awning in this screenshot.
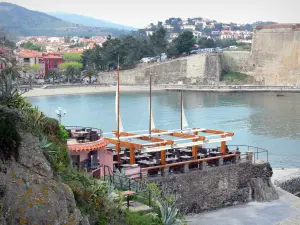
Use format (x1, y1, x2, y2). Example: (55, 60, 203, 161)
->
(68, 138, 108, 152)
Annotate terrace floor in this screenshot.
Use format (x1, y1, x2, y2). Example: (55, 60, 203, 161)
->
(186, 187, 300, 225)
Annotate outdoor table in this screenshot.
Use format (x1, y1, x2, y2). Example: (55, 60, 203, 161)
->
(74, 131, 89, 136)
(180, 155, 192, 161)
(210, 152, 222, 156)
(121, 164, 131, 168)
(139, 160, 157, 167)
(113, 151, 125, 156)
(120, 190, 136, 208)
(197, 153, 206, 158)
(135, 153, 151, 159)
(165, 157, 178, 163)
(121, 156, 130, 160)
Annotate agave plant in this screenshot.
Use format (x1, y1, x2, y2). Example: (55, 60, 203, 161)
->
(39, 136, 52, 149)
(23, 106, 45, 133)
(157, 199, 182, 225)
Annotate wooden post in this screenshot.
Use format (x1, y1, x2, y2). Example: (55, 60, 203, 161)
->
(129, 144, 135, 165)
(161, 150, 166, 165)
(221, 135, 226, 154)
(192, 139, 198, 160)
(116, 142, 121, 167)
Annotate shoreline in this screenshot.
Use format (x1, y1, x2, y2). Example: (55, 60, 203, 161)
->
(23, 86, 164, 97)
(22, 85, 300, 97)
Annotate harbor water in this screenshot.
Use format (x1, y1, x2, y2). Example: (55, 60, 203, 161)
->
(28, 91, 300, 168)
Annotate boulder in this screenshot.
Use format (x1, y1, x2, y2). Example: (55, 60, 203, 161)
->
(0, 116, 82, 224)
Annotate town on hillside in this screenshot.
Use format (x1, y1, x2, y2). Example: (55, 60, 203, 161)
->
(141, 17, 255, 43)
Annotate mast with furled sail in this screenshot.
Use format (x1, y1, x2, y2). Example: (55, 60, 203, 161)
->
(116, 55, 122, 168)
(181, 87, 189, 131)
(149, 73, 156, 136)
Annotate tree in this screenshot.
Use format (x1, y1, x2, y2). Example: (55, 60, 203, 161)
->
(22, 64, 40, 87)
(203, 27, 213, 34)
(150, 28, 167, 59)
(195, 24, 203, 31)
(59, 62, 82, 83)
(84, 66, 97, 84)
(198, 37, 216, 48)
(215, 23, 223, 31)
(64, 36, 71, 43)
(45, 70, 61, 84)
(215, 39, 237, 48)
(0, 58, 20, 100)
(173, 23, 181, 33)
(166, 42, 179, 58)
(21, 42, 42, 51)
(173, 30, 195, 55)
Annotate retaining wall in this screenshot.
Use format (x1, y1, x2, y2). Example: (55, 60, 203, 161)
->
(148, 162, 278, 214)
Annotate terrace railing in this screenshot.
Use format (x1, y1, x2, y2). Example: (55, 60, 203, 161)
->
(65, 125, 103, 138)
(227, 145, 269, 163)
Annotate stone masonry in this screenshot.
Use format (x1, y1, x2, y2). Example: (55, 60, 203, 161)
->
(98, 54, 222, 85)
(148, 161, 278, 214)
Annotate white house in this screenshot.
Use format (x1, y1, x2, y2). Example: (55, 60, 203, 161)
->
(182, 25, 196, 31)
(193, 31, 202, 38)
(145, 30, 154, 36)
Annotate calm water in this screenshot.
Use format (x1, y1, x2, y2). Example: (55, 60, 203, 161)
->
(28, 91, 300, 168)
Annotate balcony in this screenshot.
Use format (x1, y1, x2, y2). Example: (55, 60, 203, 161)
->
(66, 126, 108, 172)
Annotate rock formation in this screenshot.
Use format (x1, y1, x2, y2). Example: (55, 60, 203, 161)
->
(0, 107, 85, 225)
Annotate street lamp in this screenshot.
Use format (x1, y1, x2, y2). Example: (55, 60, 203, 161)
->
(55, 107, 66, 124)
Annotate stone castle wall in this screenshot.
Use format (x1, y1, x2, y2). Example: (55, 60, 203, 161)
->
(251, 24, 300, 85)
(149, 162, 278, 214)
(98, 54, 222, 85)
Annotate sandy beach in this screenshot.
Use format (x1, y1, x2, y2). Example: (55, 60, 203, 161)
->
(23, 85, 164, 97)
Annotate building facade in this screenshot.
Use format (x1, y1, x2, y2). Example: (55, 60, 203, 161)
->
(44, 56, 63, 75)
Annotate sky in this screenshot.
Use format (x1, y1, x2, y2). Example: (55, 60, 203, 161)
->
(6, 0, 300, 28)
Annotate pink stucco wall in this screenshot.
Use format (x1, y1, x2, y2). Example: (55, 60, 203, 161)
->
(98, 148, 113, 173)
(125, 166, 141, 179)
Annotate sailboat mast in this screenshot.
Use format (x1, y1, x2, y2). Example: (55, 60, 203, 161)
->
(180, 88, 183, 132)
(117, 55, 121, 168)
(117, 55, 120, 138)
(149, 73, 152, 137)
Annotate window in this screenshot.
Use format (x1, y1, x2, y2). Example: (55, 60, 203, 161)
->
(24, 58, 30, 63)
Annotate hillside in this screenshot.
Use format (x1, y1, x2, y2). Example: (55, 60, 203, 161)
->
(49, 12, 136, 31)
(0, 2, 128, 37)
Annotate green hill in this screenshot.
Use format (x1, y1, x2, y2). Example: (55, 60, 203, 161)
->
(0, 2, 128, 37)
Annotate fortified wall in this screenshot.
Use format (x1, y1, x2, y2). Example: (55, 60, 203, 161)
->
(251, 24, 300, 85)
(98, 54, 222, 85)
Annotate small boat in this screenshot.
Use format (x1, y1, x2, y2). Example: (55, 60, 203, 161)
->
(277, 94, 284, 97)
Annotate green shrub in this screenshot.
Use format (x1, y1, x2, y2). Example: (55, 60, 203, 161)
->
(0, 93, 32, 110)
(125, 211, 161, 225)
(57, 125, 69, 142)
(41, 117, 60, 137)
(0, 108, 21, 161)
(22, 106, 45, 135)
(220, 71, 253, 84)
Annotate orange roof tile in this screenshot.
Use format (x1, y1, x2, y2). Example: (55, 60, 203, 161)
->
(43, 55, 63, 59)
(68, 138, 108, 152)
